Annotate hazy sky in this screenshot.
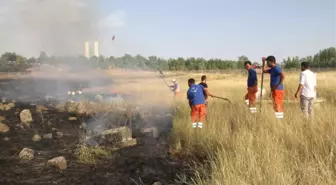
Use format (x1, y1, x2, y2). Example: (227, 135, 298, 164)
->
(0, 0, 335, 62)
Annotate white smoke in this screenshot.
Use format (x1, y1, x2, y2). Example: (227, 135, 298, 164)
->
(0, 0, 125, 57)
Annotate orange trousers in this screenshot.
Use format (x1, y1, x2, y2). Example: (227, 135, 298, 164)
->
(245, 86, 258, 107)
(272, 90, 284, 112)
(191, 104, 206, 122)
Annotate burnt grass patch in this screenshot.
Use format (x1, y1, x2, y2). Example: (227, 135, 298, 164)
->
(0, 78, 193, 185)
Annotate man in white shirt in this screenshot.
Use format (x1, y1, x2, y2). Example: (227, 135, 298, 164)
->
(294, 62, 317, 117)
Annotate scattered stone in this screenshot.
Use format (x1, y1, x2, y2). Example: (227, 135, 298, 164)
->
(152, 182, 163, 185)
(120, 138, 137, 147)
(68, 116, 77, 121)
(19, 148, 34, 160)
(47, 156, 67, 170)
(44, 94, 52, 101)
(55, 132, 63, 139)
(0, 123, 9, 133)
(76, 102, 87, 114)
(86, 126, 133, 147)
(0, 116, 5, 121)
(79, 122, 87, 129)
(101, 126, 132, 142)
(52, 128, 58, 131)
(65, 101, 79, 113)
(36, 105, 48, 112)
(19, 109, 33, 123)
(64, 101, 88, 114)
(0, 103, 15, 111)
(55, 104, 66, 112)
(32, 134, 42, 142)
(141, 127, 159, 138)
(43, 133, 53, 139)
(94, 94, 104, 102)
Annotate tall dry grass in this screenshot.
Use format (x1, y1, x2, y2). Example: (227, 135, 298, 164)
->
(170, 71, 336, 185)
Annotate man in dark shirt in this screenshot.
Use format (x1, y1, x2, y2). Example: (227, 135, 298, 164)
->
(199, 75, 213, 104)
(262, 56, 285, 119)
(244, 61, 258, 113)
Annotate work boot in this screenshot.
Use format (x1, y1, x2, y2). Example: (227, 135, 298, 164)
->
(249, 107, 257, 113)
(275, 112, 284, 119)
(192, 123, 197, 128)
(197, 122, 203, 128)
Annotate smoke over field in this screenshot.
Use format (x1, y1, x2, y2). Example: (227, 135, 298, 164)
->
(0, 0, 99, 56)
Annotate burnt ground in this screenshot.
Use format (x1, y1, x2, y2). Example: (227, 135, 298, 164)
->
(0, 78, 193, 185)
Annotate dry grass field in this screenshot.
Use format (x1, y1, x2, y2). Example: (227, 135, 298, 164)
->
(168, 71, 336, 185)
(109, 69, 336, 185)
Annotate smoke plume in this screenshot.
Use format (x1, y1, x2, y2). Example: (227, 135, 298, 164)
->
(0, 0, 99, 56)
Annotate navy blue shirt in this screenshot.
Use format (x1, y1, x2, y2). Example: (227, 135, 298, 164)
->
(266, 65, 284, 90)
(247, 68, 257, 87)
(187, 84, 206, 105)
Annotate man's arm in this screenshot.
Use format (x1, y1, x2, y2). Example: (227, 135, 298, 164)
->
(262, 58, 271, 73)
(295, 84, 303, 98)
(252, 70, 258, 86)
(204, 87, 212, 97)
(295, 72, 304, 98)
(187, 90, 193, 108)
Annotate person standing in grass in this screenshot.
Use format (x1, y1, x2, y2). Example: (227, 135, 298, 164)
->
(187, 78, 207, 128)
(294, 62, 317, 117)
(262, 56, 285, 119)
(170, 79, 180, 99)
(244, 61, 258, 113)
(199, 75, 213, 107)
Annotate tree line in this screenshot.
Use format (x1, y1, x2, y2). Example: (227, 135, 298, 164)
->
(0, 47, 334, 72)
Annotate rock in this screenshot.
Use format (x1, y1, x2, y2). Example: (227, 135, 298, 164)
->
(64, 101, 87, 114)
(0, 116, 5, 121)
(55, 132, 63, 139)
(36, 105, 48, 112)
(152, 182, 163, 185)
(19, 109, 33, 123)
(76, 102, 87, 114)
(68, 116, 77, 121)
(120, 138, 137, 147)
(0, 123, 9, 133)
(141, 127, 159, 138)
(87, 126, 133, 147)
(79, 122, 87, 129)
(65, 101, 79, 113)
(43, 133, 53, 139)
(101, 126, 132, 142)
(94, 94, 104, 102)
(55, 104, 66, 112)
(3, 137, 10, 141)
(19, 148, 34, 160)
(0, 103, 15, 111)
(32, 134, 42, 142)
(47, 156, 67, 170)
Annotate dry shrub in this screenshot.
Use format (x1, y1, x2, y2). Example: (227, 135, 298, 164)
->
(76, 145, 112, 165)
